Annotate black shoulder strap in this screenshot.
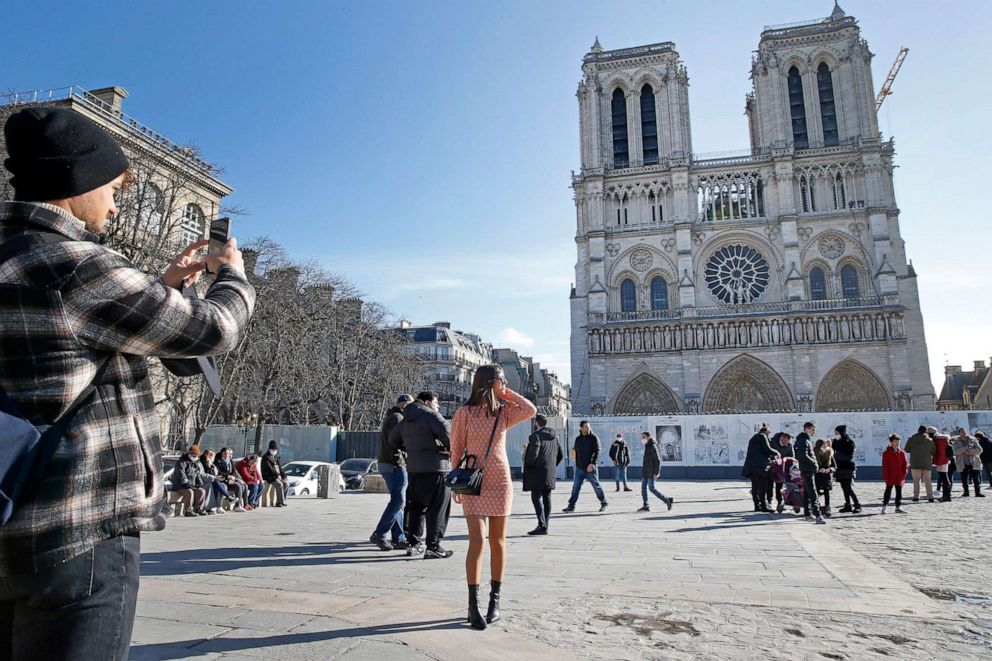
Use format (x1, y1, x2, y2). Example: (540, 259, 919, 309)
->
(478, 407, 503, 471)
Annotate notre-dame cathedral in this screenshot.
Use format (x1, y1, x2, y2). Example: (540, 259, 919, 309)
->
(569, 3, 935, 416)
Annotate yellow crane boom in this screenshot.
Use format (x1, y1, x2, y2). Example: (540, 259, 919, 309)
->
(876, 47, 909, 111)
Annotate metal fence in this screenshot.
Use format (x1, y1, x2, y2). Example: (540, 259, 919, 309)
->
(336, 431, 380, 462)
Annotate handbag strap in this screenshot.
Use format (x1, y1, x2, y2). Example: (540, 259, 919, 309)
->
(476, 406, 503, 472)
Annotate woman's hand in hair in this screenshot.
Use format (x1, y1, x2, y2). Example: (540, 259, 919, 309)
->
(493, 378, 508, 400)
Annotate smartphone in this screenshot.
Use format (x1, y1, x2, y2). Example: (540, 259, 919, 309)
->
(208, 217, 231, 256)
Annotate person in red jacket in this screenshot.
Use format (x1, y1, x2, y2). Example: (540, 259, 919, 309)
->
(881, 434, 909, 514)
(235, 454, 264, 509)
(931, 428, 952, 502)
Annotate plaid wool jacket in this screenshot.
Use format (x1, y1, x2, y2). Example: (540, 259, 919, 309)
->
(0, 201, 256, 574)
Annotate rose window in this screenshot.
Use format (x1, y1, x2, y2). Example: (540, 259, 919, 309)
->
(704, 244, 770, 304)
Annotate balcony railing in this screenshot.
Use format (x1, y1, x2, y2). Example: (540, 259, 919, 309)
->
(589, 296, 899, 324)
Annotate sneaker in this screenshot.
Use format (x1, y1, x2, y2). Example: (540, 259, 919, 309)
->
(424, 546, 454, 559)
(562, 506, 574, 513)
(392, 540, 410, 550)
(637, 505, 650, 512)
(233, 505, 246, 512)
(838, 505, 853, 513)
(880, 506, 887, 515)
(623, 487, 633, 492)
(527, 526, 548, 535)
(912, 497, 919, 502)
(183, 510, 199, 517)
(895, 507, 907, 513)
(815, 515, 826, 525)
(407, 544, 426, 558)
(666, 497, 673, 512)
(977, 493, 986, 498)
(215, 508, 226, 515)
(599, 503, 609, 512)
(852, 505, 862, 514)
(370, 534, 393, 552)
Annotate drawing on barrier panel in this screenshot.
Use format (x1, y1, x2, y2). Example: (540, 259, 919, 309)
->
(656, 424, 683, 463)
(967, 412, 992, 434)
(690, 420, 730, 465)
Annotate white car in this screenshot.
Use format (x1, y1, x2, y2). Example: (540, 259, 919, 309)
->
(284, 461, 345, 497)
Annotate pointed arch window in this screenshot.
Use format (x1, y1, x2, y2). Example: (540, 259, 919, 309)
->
(840, 264, 860, 298)
(640, 84, 658, 165)
(809, 266, 827, 300)
(611, 88, 629, 168)
(650, 277, 669, 310)
(620, 278, 636, 312)
(817, 62, 838, 147)
(788, 67, 808, 149)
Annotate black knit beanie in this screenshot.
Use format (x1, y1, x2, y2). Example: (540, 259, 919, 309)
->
(3, 106, 129, 201)
(835, 425, 847, 435)
(268, 440, 278, 451)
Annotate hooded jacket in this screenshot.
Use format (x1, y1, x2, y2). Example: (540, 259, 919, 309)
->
(523, 427, 563, 492)
(882, 446, 909, 486)
(609, 438, 631, 466)
(952, 435, 983, 471)
(642, 438, 662, 479)
(933, 434, 951, 467)
(389, 401, 452, 474)
(173, 454, 204, 490)
(378, 406, 406, 467)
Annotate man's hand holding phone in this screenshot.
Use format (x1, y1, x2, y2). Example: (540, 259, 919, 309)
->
(203, 237, 245, 276)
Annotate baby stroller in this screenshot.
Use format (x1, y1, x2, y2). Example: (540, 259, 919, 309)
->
(771, 457, 804, 513)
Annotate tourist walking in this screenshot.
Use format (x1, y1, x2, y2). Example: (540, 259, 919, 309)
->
(390, 391, 454, 559)
(976, 431, 992, 488)
(952, 429, 985, 497)
(794, 423, 826, 524)
(814, 439, 836, 517)
(0, 106, 254, 661)
(903, 426, 935, 502)
(833, 425, 861, 514)
(261, 440, 289, 507)
(609, 433, 632, 492)
(522, 414, 563, 535)
(450, 365, 537, 630)
(563, 421, 609, 513)
(881, 434, 909, 514)
(370, 394, 413, 552)
(932, 428, 952, 501)
(636, 432, 673, 513)
(742, 423, 779, 513)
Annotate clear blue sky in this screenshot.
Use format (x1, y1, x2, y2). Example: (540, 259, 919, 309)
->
(6, 0, 990, 393)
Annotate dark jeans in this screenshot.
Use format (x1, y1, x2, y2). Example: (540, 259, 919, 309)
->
(373, 464, 407, 542)
(405, 473, 450, 548)
(801, 473, 821, 516)
(765, 474, 779, 505)
(614, 465, 629, 489)
(0, 532, 140, 661)
(245, 482, 264, 506)
(984, 462, 992, 488)
(936, 470, 951, 499)
(961, 466, 982, 495)
(838, 477, 860, 507)
(883, 484, 902, 507)
(641, 477, 668, 506)
(567, 468, 607, 508)
(531, 488, 552, 528)
(750, 474, 769, 509)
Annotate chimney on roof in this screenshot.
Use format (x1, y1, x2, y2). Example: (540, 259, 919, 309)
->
(975, 360, 987, 370)
(399, 319, 412, 329)
(88, 86, 128, 113)
(945, 365, 962, 375)
(434, 322, 451, 329)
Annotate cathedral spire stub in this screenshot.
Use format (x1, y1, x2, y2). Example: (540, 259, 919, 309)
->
(831, 1, 846, 20)
(590, 36, 603, 53)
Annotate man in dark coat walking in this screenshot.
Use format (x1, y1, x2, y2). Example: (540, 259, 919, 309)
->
(563, 421, 608, 513)
(370, 394, 413, 551)
(741, 423, 779, 512)
(833, 425, 861, 513)
(523, 414, 563, 535)
(609, 433, 632, 492)
(636, 432, 673, 513)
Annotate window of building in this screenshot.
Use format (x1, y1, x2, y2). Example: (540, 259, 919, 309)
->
(611, 88, 629, 168)
(809, 266, 827, 300)
(841, 264, 860, 298)
(788, 67, 808, 149)
(620, 279, 636, 312)
(640, 85, 658, 165)
(179, 203, 205, 246)
(830, 172, 846, 210)
(799, 174, 816, 213)
(650, 277, 668, 310)
(817, 62, 838, 147)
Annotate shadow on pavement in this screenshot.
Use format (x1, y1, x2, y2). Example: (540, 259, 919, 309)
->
(141, 542, 414, 575)
(130, 617, 466, 659)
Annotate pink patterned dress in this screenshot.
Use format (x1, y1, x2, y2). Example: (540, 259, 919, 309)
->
(450, 390, 537, 517)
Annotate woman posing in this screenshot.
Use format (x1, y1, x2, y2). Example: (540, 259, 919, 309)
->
(450, 364, 537, 630)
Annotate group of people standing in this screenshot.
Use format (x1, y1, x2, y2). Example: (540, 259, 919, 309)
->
(742, 422, 992, 523)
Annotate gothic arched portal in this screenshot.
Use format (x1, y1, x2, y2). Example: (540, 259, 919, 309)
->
(815, 359, 890, 411)
(702, 354, 796, 413)
(611, 373, 680, 414)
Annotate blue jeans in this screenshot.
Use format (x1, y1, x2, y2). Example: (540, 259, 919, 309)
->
(245, 482, 263, 506)
(567, 468, 607, 508)
(373, 464, 407, 543)
(614, 465, 629, 489)
(641, 476, 668, 506)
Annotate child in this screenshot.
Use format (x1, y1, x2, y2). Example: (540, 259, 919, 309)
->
(881, 433, 909, 514)
(814, 439, 835, 517)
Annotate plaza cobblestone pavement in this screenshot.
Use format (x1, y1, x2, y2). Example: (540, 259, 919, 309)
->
(128, 480, 992, 660)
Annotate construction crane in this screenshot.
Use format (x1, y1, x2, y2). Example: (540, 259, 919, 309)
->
(876, 47, 909, 111)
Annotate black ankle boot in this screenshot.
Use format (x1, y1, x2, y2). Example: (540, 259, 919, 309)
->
(467, 584, 487, 630)
(486, 580, 501, 624)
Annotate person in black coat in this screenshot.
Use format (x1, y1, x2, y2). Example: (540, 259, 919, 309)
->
(261, 440, 289, 507)
(832, 425, 861, 513)
(636, 432, 673, 513)
(522, 414, 563, 535)
(609, 433, 632, 492)
(741, 423, 779, 512)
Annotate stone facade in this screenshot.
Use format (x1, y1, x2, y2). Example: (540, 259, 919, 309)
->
(569, 5, 935, 416)
(938, 361, 992, 411)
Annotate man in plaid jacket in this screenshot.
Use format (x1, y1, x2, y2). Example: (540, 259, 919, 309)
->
(0, 107, 255, 660)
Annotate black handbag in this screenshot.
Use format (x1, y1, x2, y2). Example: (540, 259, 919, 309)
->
(445, 407, 502, 496)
